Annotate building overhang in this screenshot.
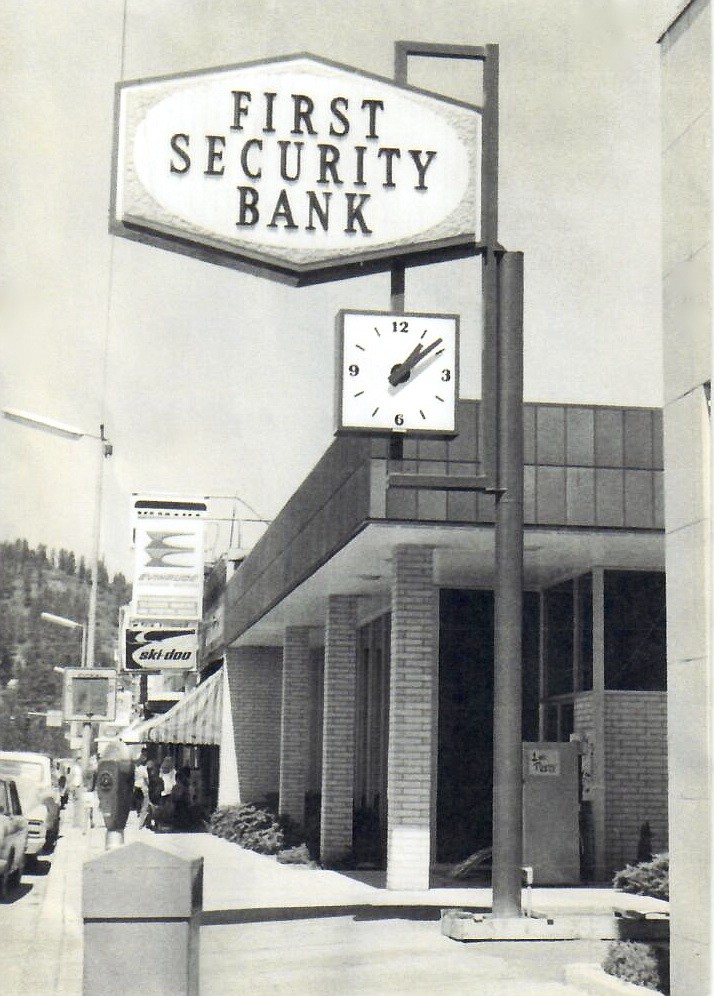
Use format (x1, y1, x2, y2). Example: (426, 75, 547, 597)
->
(227, 519, 663, 647)
(208, 401, 664, 653)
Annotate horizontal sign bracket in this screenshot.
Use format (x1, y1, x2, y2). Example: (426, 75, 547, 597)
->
(387, 472, 499, 493)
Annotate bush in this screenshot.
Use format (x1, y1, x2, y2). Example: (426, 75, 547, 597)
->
(603, 941, 667, 993)
(613, 853, 669, 901)
(208, 800, 318, 862)
(208, 803, 285, 855)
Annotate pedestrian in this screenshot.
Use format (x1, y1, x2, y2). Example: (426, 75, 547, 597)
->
(159, 755, 176, 796)
(83, 754, 99, 832)
(69, 756, 84, 829)
(170, 767, 192, 830)
(133, 750, 151, 828)
(152, 756, 178, 830)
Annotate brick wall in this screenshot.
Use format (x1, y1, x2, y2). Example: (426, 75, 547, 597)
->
(387, 546, 438, 890)
(225, 646, 282, 804)
(320, 595, 357, 863)
(604, 691, 668, 874)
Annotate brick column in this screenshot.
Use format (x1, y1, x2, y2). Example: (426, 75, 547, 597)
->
(387, 546, 438, 890)
(225, 646, 282, 803)
(320, 595, 358, 864)
(279, 626, 311, 825)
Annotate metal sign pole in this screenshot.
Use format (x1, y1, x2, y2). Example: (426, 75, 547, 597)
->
(394, 43, 524, 918)
(492, 250, 524, 916)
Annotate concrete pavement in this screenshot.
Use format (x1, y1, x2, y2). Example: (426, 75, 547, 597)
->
(6, 807, 666, 995)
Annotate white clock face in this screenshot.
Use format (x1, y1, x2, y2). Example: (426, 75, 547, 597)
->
(338, 311, 458, 433)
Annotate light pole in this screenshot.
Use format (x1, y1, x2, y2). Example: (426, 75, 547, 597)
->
(40, 611, 87, 667)
(3, 408, 113, 770)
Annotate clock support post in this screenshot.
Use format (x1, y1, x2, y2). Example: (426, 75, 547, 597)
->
(392, 43, 524, 919)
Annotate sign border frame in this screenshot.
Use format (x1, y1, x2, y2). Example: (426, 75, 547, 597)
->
(110, 51, 486, 286)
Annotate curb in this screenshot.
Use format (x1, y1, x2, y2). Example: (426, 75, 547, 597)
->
(565, 963, 661, 994)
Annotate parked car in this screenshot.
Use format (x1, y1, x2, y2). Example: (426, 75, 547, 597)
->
(0, 753, 60, 860)
(0, 776, 28, 898)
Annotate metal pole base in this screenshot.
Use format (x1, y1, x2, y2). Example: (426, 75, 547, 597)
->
(105, 830, 124, 850)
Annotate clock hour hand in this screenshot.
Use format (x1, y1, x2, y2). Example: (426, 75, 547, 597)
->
(388, 337, 443, 387)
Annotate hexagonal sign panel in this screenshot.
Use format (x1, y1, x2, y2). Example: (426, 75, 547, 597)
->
(112, 54, 482, 282)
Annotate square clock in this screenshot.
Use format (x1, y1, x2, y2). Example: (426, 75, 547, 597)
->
(336, 310, 459, 434)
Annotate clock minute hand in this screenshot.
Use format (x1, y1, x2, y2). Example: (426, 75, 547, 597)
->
(388, 337, 443, 386)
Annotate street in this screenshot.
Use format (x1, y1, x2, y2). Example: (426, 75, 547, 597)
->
(1, 807, 85, 996)
(1, 849, 56, 992)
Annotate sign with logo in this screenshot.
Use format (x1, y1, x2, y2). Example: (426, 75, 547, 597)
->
(527, 748, 560, 777)
(112, 55, 481, 281)
(131, 497, 206, 621)
(124, 627, 199, 671)
(62, 669, 117, 723)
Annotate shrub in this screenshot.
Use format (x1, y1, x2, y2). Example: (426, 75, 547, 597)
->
(613, 853, 669, 901)
(603, 941, 667, 993)
(208, 803, 284, 855)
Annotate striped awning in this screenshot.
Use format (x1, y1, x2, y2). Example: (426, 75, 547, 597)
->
(126, 668, 223, 746)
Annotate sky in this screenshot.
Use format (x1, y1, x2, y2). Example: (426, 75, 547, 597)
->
(0, 0, 681, 580)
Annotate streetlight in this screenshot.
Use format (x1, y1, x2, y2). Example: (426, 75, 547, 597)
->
(3, 407, 112, 670)
(4, 408, 113, 773)
(40, 612, 87, 668)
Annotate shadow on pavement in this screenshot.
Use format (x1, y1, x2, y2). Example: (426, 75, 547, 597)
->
(1, 882, 33, 903)
(26, 856, 51, 876)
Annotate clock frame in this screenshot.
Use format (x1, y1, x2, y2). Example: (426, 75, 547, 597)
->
(336, 309, 459, 435)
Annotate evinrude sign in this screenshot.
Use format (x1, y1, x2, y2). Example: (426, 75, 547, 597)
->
(112, 54, 481, 281)
(131, 497, 206, 622)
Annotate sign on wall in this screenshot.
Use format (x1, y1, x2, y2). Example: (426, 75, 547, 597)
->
(527, 748, 561, 777)
(112, 54, 481, 281)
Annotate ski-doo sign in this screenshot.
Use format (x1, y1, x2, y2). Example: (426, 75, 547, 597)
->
(124, 627, 198, 672)
(112, 54, 481, 281)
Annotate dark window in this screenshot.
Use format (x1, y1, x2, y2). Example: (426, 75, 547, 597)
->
(578, 573, 593, 691)
(545, 580, 574, 696)
(604, 570, 666, 690)
(544, 704, 559, 742)
(522, 592, 540, 742)
(560, 702, 574, 741)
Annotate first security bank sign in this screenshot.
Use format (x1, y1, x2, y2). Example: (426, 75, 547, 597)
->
(112, 55, 481, 280)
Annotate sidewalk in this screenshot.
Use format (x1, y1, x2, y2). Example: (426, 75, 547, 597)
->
(16, 811, 666, 996)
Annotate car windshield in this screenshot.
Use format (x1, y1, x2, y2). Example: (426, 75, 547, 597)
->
(0, 759, 44, 781)
(0, 761, 49, 811)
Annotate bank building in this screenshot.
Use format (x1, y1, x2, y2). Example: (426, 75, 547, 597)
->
(136, 397, 667, 892)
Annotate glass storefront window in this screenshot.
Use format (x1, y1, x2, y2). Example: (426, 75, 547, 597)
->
(604, 570, 666, 690)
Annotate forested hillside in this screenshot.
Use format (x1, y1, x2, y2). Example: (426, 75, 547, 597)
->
(0, 540, 132, 755)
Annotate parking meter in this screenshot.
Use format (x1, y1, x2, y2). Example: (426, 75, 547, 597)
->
(96, 740, 134, 847)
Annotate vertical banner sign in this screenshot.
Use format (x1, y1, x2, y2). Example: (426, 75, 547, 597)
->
(112, 55, 482, 283)
(131, 497, 207, 621)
